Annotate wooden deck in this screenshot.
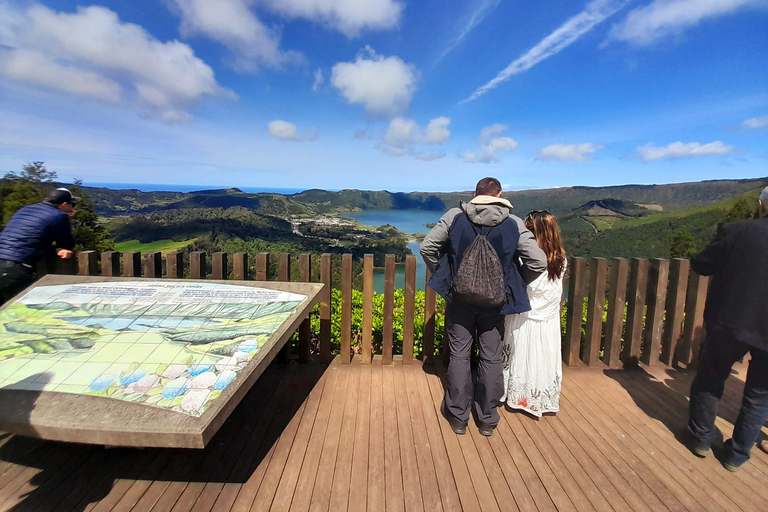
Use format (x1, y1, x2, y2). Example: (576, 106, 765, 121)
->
(0, 358, 766, 512)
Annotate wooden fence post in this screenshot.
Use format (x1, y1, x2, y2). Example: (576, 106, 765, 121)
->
(319, 254, 332, 364)
(382, 255, 395, 365)
(255, 252, 269, 281)
(564, 257, 587, 366)
(78, 251, 98, 276)
(661, 258, 689, 366)
(403, 255, 416, 365)
(101, 251, 120, 277)
(341, 253, 352, 365)
(361, 254, 374, 364)
(212, 252, 228, 280)
(277, 253, 291, 363)
(584, 258, 607, 366)
(641, 258, 670, 367)
(603, 258, 629, 367)
(123, 252, 141, 277)
(680, 273, 709, 369)
(298, 253, 311, 364)
(423, 268, 436, 362)
(144, 251, 162, 278)
(623, 258, 649, 366)
(233, 253, 248, 281)
(166, 252, 184, 278)
(189, 252, 206, 279)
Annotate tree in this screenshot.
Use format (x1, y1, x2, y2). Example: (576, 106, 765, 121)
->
(670, 228, 696, 259)
(718, 197, 757, 231)
(69, 179, 115, 253)
(20, 161, 58, 184)
(0, 162, 57, 226)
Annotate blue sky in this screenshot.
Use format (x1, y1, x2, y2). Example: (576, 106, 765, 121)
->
(0, 0, 766, 192)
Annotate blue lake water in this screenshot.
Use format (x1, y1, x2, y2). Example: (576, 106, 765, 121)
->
(345, 210, 446, 293)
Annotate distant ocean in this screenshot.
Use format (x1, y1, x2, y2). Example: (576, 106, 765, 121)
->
(86, 182, 308, 195)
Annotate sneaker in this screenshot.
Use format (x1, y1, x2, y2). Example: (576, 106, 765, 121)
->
(441, 401, 467, 435)
(722, 439, 745, 472)
(478, 423, 496, 437)
(682, 430, 710, 458)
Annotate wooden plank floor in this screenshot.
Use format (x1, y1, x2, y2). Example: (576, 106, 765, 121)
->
(0, 356, 766, 512)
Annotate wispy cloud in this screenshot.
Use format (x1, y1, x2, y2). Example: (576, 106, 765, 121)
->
(267, 120, 318, 141)
(636, 141, 735, 161)
(537, 143, 605, 162)
(741, 116, 768, 130)
(463, 0, 630, 103)
(607, 0, 765, 46)
(438, 0, 501, 62)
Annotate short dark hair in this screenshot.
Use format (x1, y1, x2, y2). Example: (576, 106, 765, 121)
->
(475, 177, 502, 196)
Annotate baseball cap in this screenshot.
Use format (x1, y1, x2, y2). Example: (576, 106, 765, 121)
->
(44, 188, 80, 205)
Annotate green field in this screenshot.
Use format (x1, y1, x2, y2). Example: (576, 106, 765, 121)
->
(114, 238, 197, 254)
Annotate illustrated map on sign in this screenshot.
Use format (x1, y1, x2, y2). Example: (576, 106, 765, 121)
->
(0, 281, 307, 417)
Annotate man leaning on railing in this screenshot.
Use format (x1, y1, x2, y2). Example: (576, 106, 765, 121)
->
(0, 187, 78, 305)
(684, 185, 768, 471)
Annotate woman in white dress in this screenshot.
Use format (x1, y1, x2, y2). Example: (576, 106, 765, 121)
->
(501, 210, 567, 417)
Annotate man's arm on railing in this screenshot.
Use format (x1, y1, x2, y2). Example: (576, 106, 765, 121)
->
(690, 227, 731, 276)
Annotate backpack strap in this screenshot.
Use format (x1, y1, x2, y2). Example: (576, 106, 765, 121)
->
(460, 202, 494, 237)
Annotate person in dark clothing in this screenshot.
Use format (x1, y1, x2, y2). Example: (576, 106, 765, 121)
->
(685, 185, 768, 471)
(420, 177, 547, 436)
(0, 187, 78, 304)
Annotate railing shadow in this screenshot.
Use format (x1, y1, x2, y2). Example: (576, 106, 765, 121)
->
(0, 361, 328, 511)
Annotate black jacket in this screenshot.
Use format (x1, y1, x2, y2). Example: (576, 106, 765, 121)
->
(691, 217, 768, 350)
(0, 202, 75, 265)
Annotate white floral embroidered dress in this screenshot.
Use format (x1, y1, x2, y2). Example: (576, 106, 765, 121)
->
(501, 260, 565, 417)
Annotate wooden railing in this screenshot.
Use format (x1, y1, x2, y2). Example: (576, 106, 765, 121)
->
(47, 251, 709, 369)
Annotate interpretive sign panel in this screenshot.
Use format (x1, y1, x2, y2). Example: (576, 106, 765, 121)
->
(0, 275, 324, 448)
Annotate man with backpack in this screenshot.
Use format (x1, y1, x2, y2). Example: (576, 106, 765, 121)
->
(421, 177, 547, 436)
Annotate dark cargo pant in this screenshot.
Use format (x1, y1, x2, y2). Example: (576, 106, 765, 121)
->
(444, 299, 505, 426)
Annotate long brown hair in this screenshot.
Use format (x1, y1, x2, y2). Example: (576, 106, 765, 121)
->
(525, 211, 566, 281)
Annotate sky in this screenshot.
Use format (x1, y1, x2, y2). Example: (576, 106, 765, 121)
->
(0, 0, 766, 192)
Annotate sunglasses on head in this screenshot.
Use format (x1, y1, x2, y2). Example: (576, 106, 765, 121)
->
(526, 209, 550, 217)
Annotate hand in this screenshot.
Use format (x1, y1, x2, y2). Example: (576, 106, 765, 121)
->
(56, 248, 74, 259)
(67, 208, 76, 218)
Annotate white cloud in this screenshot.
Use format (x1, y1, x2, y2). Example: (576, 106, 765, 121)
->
(268, 120, 319, 141)
(378, 116, 451, 160)
(463, 0, 630, 102)
(331, 46, 418, 117)
(636, 141, 735, 161)
(607, 0, 764, 46)
(173, 0, 301, 72)
(0, 3, 230, 121)
(262, 0, 403, 37)
(312, 68, 324, 91)
(461, 125, 519, 163)
(479, 123, 509, 142)
(0, 49, 122, 102)
(742, 116, 768, 130)
(537, 143, 605, 162)
(414, 151, 446, 161)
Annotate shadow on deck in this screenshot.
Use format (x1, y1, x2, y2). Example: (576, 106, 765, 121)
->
(0, 358, 766, 512)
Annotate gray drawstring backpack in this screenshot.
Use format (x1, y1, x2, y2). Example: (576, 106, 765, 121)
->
(452, 207, 507, 308)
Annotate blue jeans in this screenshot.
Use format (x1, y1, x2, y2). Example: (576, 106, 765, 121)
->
(688, 330, 768, 466)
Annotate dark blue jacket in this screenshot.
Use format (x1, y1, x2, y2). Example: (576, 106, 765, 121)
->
(0, 202, 75, 266)
(691, 217, 768, 350)
(422, 199, 543, 315)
